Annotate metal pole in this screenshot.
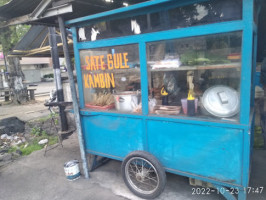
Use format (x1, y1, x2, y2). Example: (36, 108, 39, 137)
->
(3, 53, 8, 72)
(58, 16, 89, 179)
(48, 27, 68, 132)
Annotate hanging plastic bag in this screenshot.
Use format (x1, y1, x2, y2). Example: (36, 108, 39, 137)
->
(163, 72, 180, 96)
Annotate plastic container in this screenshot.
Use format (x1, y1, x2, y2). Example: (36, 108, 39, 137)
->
(113, 91, 140, 112)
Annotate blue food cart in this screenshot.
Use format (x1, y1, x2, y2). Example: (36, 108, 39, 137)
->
(65, 0, 260, 199)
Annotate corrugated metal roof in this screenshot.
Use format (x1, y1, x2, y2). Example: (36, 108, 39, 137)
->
(0, 0, 42, 19)
(0, 0, 148, 57)
(14, 25, 49, 50)
(0, 0, 149, 25)
(11, 25, 73, 57)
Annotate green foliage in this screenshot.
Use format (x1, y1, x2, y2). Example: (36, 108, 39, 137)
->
(21, 134, 57, 156)
(50, 113, 59, 125)
(20, 143, 43, 156)
(0, 0, 10, 6)
(22, 129, 58, 156)
(9, 117, 59, 156)
(37, 114, 52, 123)
(10, 126, 58, 156)
(8, 146, 17, 153)
(0, 0, 30, 54)
(31, 127, 42, 136)
(38, 113, 59, 124)
(46, 135, 58, 146)
(0, 25, 31, 54)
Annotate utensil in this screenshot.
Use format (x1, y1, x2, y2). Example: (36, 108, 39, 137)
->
(201, 85, 240, 118)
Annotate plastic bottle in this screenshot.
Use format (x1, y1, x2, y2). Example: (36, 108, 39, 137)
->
(187, 91, 195, 116)
(161, 87, 169, 105)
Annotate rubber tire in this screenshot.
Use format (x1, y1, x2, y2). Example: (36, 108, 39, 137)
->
(121, 151, 166, 199)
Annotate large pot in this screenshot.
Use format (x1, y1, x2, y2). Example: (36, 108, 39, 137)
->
(113, 91, 141, 112)
(201, 85, 240, 118)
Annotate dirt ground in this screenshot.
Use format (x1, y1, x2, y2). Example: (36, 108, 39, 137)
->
(0, 96, 50, 121)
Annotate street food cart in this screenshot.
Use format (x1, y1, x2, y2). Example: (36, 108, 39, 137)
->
(65, 0, 259, 199)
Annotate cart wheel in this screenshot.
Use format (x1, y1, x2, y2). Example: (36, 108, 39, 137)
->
(121, 151, 166, 199)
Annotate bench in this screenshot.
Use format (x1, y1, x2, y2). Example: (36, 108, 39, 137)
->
(0, 89, 10, 102)
(27, 88, 36, 100)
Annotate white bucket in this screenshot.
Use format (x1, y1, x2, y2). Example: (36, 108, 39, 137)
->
(64, 160, 81, 181)
(113, 91, 140, 112)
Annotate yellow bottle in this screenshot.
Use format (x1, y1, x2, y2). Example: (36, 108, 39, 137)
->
(187, 90, 195, 116)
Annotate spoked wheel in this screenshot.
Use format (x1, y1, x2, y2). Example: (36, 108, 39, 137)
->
(122, 151, 166, 199)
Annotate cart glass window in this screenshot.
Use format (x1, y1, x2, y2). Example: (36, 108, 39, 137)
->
(254, 1, 259, 24)
(77, 0, 242, 42)
(147, 31, 242, 122)
(79, 44, 141, 113)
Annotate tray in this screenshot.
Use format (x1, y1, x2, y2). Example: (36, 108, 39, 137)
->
(85, 103, 115, 110)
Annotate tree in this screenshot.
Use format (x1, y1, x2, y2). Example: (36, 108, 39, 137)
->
(0, 25, 30, 54)
(0, 0, 31, 104)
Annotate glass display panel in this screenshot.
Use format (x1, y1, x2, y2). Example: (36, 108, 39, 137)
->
(254, 1, 259, 24)
(80, 44, 141, 113)
(146, 32, 242, 122)
(169, 0, 242, 28)
(78, 0, 242, 42)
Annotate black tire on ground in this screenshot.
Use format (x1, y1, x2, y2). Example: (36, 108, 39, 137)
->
(121, 151, 166, 199)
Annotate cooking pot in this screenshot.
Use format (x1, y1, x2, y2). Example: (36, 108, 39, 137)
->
(113, 91, 141, 112)
(201, 85, 240, 118)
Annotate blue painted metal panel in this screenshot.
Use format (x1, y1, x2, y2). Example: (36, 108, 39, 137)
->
(242, 130, 251, 187)
(241, 0, 254, 187)
(147, 120, 243, 184)
(80, 109, 248, 129)
(71, 27, 85, 108)
(139, 42, 149, 115)
(86, 150, 123, 161)
(240, 0, 254, 124)
(255, 71, 262, 87)
(81, 115, 145, 158)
